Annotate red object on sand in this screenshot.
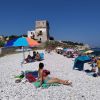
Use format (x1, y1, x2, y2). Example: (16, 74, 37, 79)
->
(43, 70, 50, 76)
(26, 74, 36, 83)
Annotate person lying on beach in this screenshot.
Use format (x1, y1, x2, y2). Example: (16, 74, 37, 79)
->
(35, 52, 41, 61)
(25, 54, 33, 63)
(38, 63, 72, 86)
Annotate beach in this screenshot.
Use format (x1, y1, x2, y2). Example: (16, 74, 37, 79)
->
(0, 50, 100, 100)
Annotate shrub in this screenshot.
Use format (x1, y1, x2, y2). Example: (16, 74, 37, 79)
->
(0, 41, 5, 47)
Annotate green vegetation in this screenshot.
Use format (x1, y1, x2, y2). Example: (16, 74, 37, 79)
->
(4, 34, 27, 41)
(0, 41, 5, 47)
(44, 40, 83, 49)
(61, 41, 84, 46)
(2, 34, 84, 49)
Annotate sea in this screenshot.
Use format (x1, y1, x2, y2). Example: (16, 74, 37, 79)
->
(91, 48, 100, 56)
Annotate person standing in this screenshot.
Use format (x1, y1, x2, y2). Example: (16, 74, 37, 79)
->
(91, 56, 97, 72)
(96, 57, 100, 76)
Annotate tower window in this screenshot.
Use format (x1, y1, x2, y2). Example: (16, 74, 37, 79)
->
(31, 32, 33, 35)
(37, 31, 43, 36)
(43, 22, 45, 25)
(40, 31, 42, 34)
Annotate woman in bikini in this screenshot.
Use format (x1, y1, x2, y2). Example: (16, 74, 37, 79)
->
(38, 63, 72, 86)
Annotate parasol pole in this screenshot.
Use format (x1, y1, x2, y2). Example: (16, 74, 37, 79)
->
(21, 46, 25, 67)
(22, 46, 25, 62)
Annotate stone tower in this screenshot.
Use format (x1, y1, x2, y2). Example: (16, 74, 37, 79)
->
(35, 20, 49, 42)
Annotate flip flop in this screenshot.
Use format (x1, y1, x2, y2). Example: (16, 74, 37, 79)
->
(15, 79, 21, 83)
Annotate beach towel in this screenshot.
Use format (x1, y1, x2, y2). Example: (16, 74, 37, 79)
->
(15, 71, 24, 79)
(25, 70, 38, 82)
(33, 81, 60, 88)
(26, 74, 36, 82)
(39, 53, 44, 60)
(15, 75, 24, 79)
(25, 70, 38, 78)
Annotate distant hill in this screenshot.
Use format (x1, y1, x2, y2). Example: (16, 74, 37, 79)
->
(61, 40, 84, 46)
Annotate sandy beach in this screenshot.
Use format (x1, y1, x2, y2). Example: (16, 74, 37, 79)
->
(0, 50, 100, 100)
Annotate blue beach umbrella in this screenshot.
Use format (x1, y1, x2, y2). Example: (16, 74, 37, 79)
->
(73, 55, 91, 71)
(77, 56, 91, 62)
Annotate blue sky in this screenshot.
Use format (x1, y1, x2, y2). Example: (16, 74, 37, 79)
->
(0, 0, 100, 47)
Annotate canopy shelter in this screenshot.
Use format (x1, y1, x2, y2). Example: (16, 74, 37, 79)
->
(73, 55, 91, 71)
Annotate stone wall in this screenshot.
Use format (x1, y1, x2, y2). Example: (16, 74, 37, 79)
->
(0, 47, 17, 56)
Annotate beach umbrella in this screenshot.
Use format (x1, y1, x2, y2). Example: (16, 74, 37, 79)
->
(5, 37, 39, 47)
(84, 50, 94, 54)
(5, 37, 40, 63)
(67, 49, 74, 52)
(56, 47, 63, 50)
(80, 50, 87, 53)
(76, 56, 91, 61)
(63, 48, 67, 51)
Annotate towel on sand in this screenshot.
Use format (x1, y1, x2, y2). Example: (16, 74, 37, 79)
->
(25, 70, 38, 82)
(33, 81, 60, 88)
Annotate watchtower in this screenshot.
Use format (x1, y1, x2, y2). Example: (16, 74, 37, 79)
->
(35, 20, 49, 42)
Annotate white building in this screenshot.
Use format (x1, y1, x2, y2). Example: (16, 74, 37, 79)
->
(27, 20, 49, 42)
(0, 35, 4, 41)
(27, 30, 35, 39)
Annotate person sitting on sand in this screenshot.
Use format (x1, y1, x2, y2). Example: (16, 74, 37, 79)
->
(91, 56, 97, 72)
(32, 51, 36, 60)
(35, 52, 40, 61)
(25, 54, 33, 63)
(38, 63, 72, 86)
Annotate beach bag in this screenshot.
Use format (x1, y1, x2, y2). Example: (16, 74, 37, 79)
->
(43, 70, 50, 76)
(93, 73, 97, 77)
